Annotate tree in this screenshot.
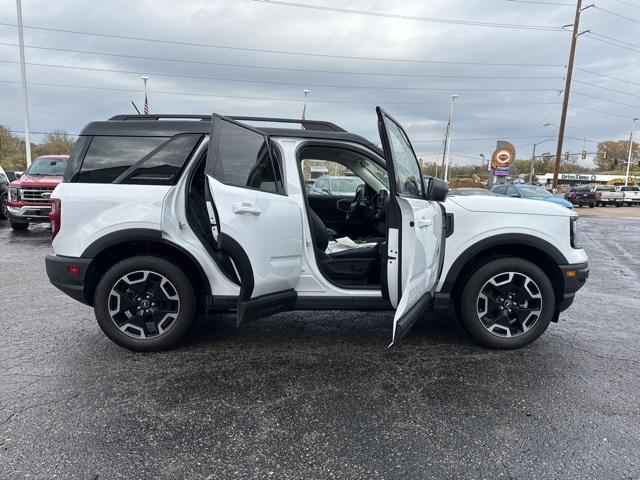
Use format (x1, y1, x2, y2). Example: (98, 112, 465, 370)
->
(594, 140, 639, 171)
(33, 130, 75, 157)
(0, 127, 76, 172)
(0, 125, 27, 171)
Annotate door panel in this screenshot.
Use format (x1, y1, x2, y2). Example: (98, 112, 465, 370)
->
(376, 106, 446, 345)
(205, 114, 304, 324)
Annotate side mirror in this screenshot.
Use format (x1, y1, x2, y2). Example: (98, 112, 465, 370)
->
(14, 172, 21, 179)
(322, 188, 331, 195)
(425, 177, 449, 202)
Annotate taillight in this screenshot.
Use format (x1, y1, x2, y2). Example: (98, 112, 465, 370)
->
(595, 192, 602, 199)
(49, 198, 61, 240)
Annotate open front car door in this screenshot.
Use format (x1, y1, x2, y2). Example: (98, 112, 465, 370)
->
(376, 107, 447, 346)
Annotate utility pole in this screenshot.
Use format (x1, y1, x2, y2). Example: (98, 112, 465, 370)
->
(16, 0, 32, 168)
(443, 94, 459, 182)
(625, 117, 638, 187)
(529, 143, 537, 183)
(552, 0, 591, 190)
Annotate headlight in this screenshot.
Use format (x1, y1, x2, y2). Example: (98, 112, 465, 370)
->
(8, 187, 20, 202)
(570, 217, 579, 249)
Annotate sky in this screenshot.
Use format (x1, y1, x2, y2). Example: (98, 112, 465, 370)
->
(0, 0, 639, 168)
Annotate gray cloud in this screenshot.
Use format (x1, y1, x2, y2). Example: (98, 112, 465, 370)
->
(1, 0, 638, 166)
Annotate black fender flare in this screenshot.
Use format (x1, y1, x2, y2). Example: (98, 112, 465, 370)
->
(440, 233, 568, 294)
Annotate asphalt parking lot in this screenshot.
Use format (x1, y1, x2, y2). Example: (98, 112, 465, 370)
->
(1, 213, 639, 480)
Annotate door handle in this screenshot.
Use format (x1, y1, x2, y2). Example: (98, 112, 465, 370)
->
(232, 203, 261, 215)
(416, 217, 432, 228)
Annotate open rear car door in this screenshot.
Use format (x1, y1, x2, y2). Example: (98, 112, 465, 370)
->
(204, 114, 304, 325)
(376, 107, 447, 346)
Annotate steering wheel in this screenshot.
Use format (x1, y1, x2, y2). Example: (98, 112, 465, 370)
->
(346, 184, 365, 220)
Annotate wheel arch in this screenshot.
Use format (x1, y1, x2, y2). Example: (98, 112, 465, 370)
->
(444, 234, 566, 308)
(82, 229, 211, 307)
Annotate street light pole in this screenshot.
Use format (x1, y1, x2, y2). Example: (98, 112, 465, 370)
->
(625, 117, 638, 187)
(443, 94, 459, 182)
(16, 0, 32, 168)
(302, 89, 310, 122)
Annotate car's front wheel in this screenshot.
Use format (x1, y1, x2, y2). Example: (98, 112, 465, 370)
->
(94, 255, 196, 351)
(9, 220, 28, 230)
(459, 257, 555, 349)
(0, 194, 7, 219)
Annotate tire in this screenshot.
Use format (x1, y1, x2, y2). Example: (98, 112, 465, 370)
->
(459, 257, 555, 349)
(9, 220, 28, 230)
(615, 203, 621, 207)
(0, 194, 7, 219)
(589, 203, 595, 208)
(93, 255, 197, 351)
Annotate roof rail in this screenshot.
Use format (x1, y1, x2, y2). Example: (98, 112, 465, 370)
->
(229, 116, 346, 132)
(108, 114, 346, 132)
(109, 114, 211, 121)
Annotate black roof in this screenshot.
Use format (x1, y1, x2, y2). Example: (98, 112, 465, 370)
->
(79, 114, 383, 156)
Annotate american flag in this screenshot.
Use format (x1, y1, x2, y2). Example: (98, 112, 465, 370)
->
(143, 93, 149, 115)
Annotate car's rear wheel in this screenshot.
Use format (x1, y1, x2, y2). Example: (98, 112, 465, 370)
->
(94, 255, 196, 351)
(9, 220, 28, 230)
(459, 257, 555, 349)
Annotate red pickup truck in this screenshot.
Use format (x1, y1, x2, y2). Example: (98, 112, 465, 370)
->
(6, 155, 68, 230)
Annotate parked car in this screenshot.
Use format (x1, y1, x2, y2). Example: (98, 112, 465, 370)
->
(616, 185, 640, 206)
(449, 188, 497, 196)
(6, 155, 69, 230)
(593, 185, 623, 207)
(492, 183, 573, 209)
(564, 186, 597, 208)
(0, 166, 10, 219)
(45, 111, 588, 352)
(310, 175, 364, 196)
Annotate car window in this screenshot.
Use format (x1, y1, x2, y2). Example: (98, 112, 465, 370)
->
(26, 157, 67, 176)
(78, 136, 166, 183)
(330, 177, 363, 194)
(302, 159, 359, 196)
(493, 186, 507, 195)
(116, 134, 202, 185)
(207, 120, 280, 194)
(519, 186, 551, 197)
(381, 116, 422, 197)
(506, 186, 519, 197)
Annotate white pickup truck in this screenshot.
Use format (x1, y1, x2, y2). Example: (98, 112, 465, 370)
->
(616, 186, 640, 206)
(593, 185, 623, 207)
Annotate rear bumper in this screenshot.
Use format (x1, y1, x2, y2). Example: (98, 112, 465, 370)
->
(556, 262, 589, 311)
(45, 254, 93, 305)
(7, 204, 51, 223)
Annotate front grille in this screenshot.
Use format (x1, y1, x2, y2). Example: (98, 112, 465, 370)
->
(20, 186, 55, 204)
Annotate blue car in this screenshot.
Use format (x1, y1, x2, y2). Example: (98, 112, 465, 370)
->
(491, 184, 573, 209)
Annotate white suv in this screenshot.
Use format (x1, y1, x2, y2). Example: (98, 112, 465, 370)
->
(45, 110, 588, 351)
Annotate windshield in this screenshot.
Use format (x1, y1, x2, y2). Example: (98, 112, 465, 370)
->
(362, 159, 389, 189)
(597, 186, 615, 192)
(519, 185, 552, 198)
(26, 157, 67, 176)
(331, 177, 363, 193)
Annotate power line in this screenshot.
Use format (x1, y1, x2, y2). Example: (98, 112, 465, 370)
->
(584, 33, 640, 53)
(507, 0, 574, 5)
(0, 42, 566, 75)
(575, 67, 640, 88)
(573, 91, 640, 109)
(593, 5, 640, 24)
(606, 0, 640, 10)
(0, 79, 564, 105)
(251, 0, 567, 31)
(571, 103, 635, 118)
(588, 32, 640, 49)
(0, 59, 566, 91)
(573, 79, 640, 99)
(0, 22, 566, 65)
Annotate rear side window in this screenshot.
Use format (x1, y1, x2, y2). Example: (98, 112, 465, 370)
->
(77, 136, 167, 183)
(116, 134, 202, 185)
(207, 119, 282, 194)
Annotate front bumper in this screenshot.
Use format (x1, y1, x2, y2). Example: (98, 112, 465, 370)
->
(556, 262, 589, 312)
(7, 204, 51, 223)
(45, 254, 93, 305)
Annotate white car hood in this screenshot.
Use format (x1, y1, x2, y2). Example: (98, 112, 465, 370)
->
(446, 195, 575, 217)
